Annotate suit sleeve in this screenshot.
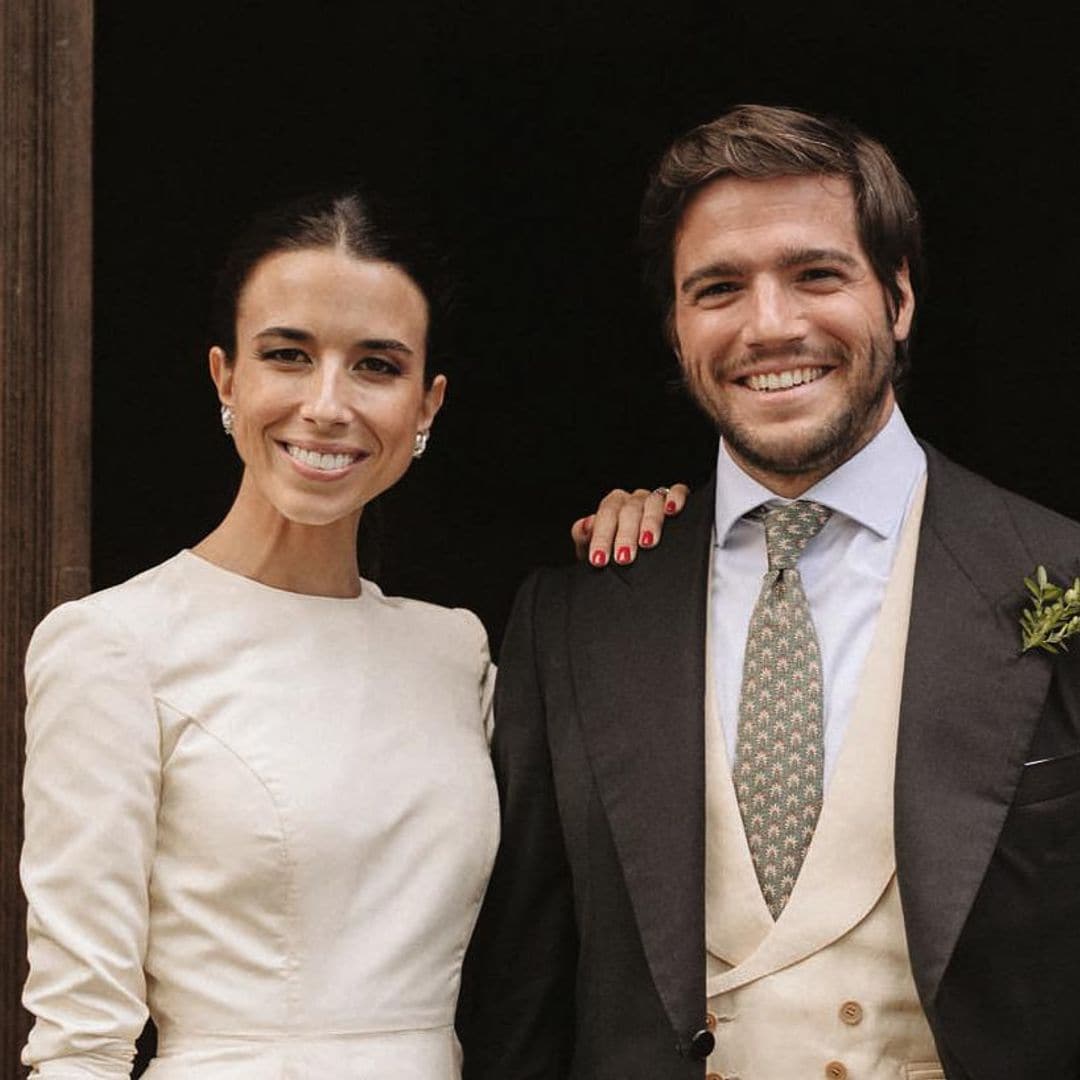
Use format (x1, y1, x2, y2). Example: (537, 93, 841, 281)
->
(21, 602, 160, 1078)
(458, 570, 578, 1079)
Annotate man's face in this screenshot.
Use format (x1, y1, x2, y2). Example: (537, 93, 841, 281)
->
(671, 174, 914, 496)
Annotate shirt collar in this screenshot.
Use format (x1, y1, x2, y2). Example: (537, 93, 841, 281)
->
(713, 405, 926, 546)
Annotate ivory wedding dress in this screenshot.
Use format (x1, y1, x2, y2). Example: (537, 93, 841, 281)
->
(21, 551, 498, 1079)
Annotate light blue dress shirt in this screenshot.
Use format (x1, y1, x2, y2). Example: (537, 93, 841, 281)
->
(710, 406, 927, 786)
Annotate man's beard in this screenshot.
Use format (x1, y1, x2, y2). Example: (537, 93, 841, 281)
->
(696, 334, 896, 480)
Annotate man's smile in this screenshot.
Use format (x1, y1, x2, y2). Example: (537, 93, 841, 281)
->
(738, 365, 831, 393)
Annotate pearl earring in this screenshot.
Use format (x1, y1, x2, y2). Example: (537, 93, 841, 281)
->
(412, 430, 430, 458)
(221, 404, 235, 437)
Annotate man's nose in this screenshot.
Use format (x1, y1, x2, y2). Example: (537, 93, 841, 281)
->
(743, 279, 805, 348)
(301, 365, 351, 426)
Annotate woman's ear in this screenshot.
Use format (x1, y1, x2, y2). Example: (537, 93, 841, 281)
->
(209, 345, 234, 404)
(420, 373, 447, 431)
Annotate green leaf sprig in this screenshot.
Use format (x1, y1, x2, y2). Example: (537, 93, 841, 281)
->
(1020, 565, 1080, 654)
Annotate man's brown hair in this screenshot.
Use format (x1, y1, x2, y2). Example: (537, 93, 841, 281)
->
(640, 104, 923, 380)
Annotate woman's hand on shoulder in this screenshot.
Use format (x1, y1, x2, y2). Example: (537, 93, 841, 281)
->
(571, 484, 689, 567)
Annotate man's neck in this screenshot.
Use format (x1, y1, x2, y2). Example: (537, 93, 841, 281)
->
(724, 398, 896, 498)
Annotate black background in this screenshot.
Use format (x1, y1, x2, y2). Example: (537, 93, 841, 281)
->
(94, 3, 1079, 649)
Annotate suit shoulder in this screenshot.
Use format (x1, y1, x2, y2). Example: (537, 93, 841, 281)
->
(924, 445, 1080, 577)
(505, 563, 578, 625)
(995, 487, 1080, 558)
(515, 480, 717, 599)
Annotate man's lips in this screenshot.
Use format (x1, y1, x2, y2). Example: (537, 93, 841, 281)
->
(735, 364, 832, 393)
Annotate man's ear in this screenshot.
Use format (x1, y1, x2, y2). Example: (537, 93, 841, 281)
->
(209, 345, 234, 405)
(891, 260, 915, 343)
(666, 308, 683, 362)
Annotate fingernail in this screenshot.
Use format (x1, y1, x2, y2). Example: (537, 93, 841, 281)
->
(616, 546, 632, 564)
(591, 549, 608, 567)
(641, 530, 655, 547)
(665, 500, 677, 514)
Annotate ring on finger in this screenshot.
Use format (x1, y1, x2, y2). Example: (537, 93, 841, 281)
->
(652, 486, 670, 498)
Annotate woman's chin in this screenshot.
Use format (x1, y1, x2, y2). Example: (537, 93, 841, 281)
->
(258, 489, 367, 530)
(281, 505, 363, 529)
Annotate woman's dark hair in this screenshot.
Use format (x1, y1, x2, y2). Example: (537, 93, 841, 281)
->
(210, 189, 452, 384)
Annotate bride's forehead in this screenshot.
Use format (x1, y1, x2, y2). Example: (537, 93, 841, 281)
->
(236, 250, 429, 332)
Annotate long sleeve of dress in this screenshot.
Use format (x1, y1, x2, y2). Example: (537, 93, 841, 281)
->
(460, 607, 496, 745)
(21, 601, 161, 1078)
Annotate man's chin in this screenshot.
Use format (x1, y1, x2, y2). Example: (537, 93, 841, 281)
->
(724, 417, 860, 481)
(719, 380, 894, 484)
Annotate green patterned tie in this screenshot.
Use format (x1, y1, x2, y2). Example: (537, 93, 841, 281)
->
(734, 500, 832, 919)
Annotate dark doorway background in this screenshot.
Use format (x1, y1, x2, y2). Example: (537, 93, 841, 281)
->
(94, 4, 1079, 650)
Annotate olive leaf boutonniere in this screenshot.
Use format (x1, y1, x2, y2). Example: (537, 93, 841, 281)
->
(1020, 565, 1080, 654)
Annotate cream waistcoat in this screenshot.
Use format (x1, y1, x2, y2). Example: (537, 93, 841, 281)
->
(703, 479, 943, 1080)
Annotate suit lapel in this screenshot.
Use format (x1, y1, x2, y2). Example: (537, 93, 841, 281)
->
(568, 477, 715, 1037)
(896, 446, 1055, 1006)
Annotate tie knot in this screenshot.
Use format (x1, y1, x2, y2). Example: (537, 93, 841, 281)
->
(758, 500, 832, 570)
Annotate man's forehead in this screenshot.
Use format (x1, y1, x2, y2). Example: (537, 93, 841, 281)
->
(680, 173, 856, 232)
(673, 173, 862, 266)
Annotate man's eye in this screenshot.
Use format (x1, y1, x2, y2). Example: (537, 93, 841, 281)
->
(695, 281, 738, 300)
(261, 348, 310, 364)
(800, 267, 842, 283)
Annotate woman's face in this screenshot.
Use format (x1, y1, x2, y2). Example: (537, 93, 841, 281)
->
(210, 247, 445, 528)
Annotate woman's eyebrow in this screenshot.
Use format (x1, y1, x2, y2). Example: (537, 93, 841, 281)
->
(359, 338, 413, 355)
(255, 325, 313, 342)
(255, 327, 413, 355)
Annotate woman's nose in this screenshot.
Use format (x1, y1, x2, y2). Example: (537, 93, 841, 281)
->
(300, 366, 351, 426)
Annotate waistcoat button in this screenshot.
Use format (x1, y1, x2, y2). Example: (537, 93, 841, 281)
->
(687, 1028, 716, 1059)
(838, 1000, 863, 1025)
(706, 1011, 718, 1031)
(825, 1062, 848, 1080)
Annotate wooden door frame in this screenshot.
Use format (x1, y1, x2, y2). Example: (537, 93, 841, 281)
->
(1, 0, 93, 1070)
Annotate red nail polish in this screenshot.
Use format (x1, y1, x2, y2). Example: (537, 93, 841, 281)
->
(665, 500, 677, 514)
(616, 546, 631, 564)
(641, 530, 655, 547)
(591, 549, 607, 567)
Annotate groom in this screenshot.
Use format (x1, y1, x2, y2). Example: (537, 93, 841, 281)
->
(459, 105, 1080, 1078)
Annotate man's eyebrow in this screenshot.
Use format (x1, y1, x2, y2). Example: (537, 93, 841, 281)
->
(254, 327, 413, 355)
(776, 247, 859, 270)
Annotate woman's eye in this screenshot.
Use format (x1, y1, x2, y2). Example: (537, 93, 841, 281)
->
(356, 356, 402, 376)
(261, 347, 310, 364)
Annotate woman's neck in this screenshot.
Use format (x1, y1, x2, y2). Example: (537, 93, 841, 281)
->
(193, 480, 364, 599)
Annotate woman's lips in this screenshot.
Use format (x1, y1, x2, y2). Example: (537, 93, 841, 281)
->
(279, 441, 368, 477)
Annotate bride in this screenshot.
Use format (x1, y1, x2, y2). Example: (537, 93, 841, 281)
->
(20, 189, 681, 1078)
